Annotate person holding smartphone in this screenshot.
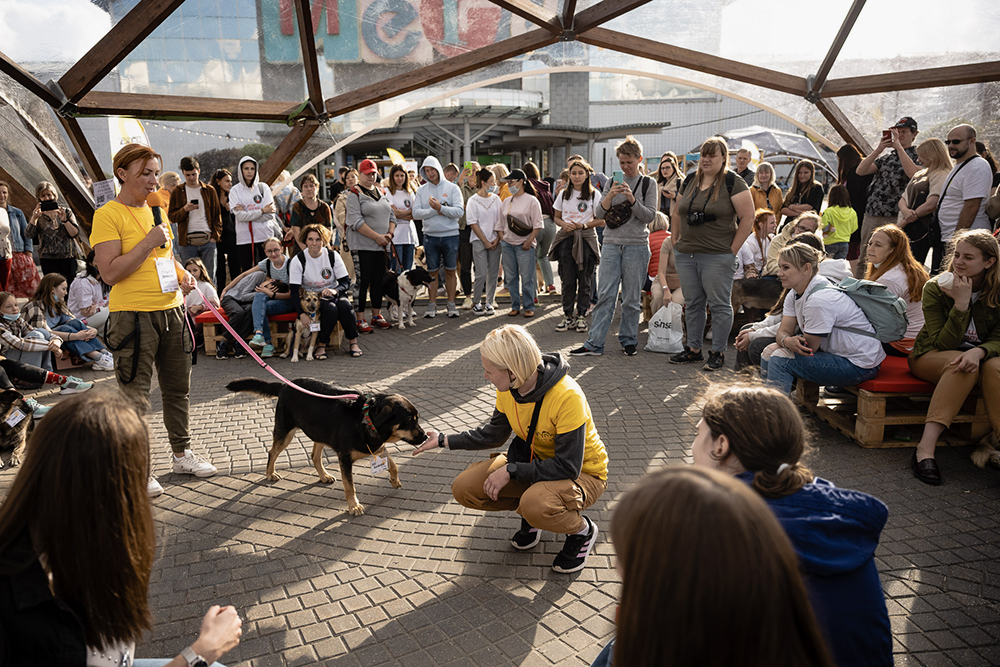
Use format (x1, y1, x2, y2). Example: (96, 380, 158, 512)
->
(26, 181, 80, 287)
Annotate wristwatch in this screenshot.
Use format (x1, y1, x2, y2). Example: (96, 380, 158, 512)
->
(506, 463, 517, 479)
(437, 432, 445, 448)
(180, 647, 209, 667)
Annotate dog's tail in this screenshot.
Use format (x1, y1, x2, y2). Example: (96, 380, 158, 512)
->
(226, 378, 283, 398)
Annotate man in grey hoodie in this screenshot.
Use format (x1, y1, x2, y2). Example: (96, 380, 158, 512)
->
(413, 156, 465, 318)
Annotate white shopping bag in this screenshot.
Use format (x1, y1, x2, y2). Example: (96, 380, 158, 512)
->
(645, 303, 684, 354)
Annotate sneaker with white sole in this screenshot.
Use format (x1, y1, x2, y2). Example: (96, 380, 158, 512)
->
(92, 354, 115, 372)
(148, 475, 164, 498)
(60, 376, 93, 394)
(569, 345, 602, 357)
(511, 518, 541, 550)
(555, 317, 574, 332)
(261, 344, 275, 358)
(461, 296, 474, 310)
(484, 304, 495, 316)
(551, 516, 598, 573)
(248, 333, 266, 350)
(25, 398, 50, 419)
(424, 304, 437, 318)
(472, 303, 484, 315)
(447, 303, 460, 318)
(575, 316, 588, 333)
(172, 450, 218, 477)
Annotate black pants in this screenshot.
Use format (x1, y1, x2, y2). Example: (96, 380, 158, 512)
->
(220, 295, 255, 344)
(236, 243, 267, 274)
(734, 334, 775, 372)
(318, 298, 358, 345)
(40, 257, 77, 289)
(216, 237, 240, 288)
(458, 226, 473, 297)
(555, 239, 597, 317)
(0, 358, 48, 391)
(356, 250, 387, 312)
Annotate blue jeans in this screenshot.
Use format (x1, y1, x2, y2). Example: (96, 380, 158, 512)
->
(584, 243, 650, 352)
(9, 329, 52, 371)
(501, 241, 537, 311)
(394, 243, 414, 272)
(762, 351, 881, 395)
(825, 241, 849, 259)
(56, 319, 106, 358)
(179, 241, 218, 285)
(251, 293, 296, 343)
(424, 234, 459, 272)
(673, 251, 737, 353)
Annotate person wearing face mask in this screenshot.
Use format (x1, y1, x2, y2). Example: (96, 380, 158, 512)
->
(67, 250, 111, 331)
(21, 273, 113, 370)
(229, 156, 278, 273)
(465, 168, 504, 315)
(763, 212, 822, 276)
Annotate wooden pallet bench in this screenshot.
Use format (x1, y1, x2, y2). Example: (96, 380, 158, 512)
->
(194, 311, 344, 358)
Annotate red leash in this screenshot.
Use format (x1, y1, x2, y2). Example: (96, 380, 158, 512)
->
(195, 289, 359, 401)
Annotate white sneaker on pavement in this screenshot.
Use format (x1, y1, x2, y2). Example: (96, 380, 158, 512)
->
(172, 450, 218, 477)
(424, 304, 437, 318)
(148, 475, 164, 497)
(92, 353, 115, 372)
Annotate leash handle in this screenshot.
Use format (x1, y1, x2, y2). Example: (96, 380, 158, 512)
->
(196, 290, 359, 401)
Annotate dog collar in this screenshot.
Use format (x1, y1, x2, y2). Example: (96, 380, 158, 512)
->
(398, 281, 415, 299)
(361, 397, 379, 438)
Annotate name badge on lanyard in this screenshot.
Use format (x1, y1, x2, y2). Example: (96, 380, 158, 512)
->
(155, 257, 179, 293)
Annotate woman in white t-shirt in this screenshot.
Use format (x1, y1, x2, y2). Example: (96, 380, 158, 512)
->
(466, 168, 504, 315)
(500, 170, 543, 317)
(288, 224, 361, 359)
(865, 224, 928, 355)
(762, 242, 885, 395)
(735, 209, 776, 279)
(387, 164, 418, 271)
(550, 160, 601, 332)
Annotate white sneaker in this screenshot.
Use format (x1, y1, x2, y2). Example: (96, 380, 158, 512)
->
(92, 353, 115, 372)
(60, 376, 93, 394)
(424, 304, 437, 318)
(148, 476, 164, 497)
(172, 450, 218, 477)
(447, 302, 460, 318)
(461, 296, 474, 310)
(389, 305, 399, 321)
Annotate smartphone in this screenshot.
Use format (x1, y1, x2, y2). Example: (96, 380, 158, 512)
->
(40, 200, 59, 212)
(882, 130, 892, 142)
(464, 161, 475, 172)
(190, 198, 199, 205)
(612, 170, 624, 184)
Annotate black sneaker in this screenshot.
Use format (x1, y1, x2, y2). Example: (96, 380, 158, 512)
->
(703, 351, 725, 371)
(623, 344, 637, 356)
(570, 346, 602, 357)
(669, 348, 703, 364)
(511, 518, 541, 550)
(215, 340, 228, 360)
(552, 516, 598, 573)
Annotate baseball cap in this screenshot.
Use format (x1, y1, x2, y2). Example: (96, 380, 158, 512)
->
(503, 168, 527, 182)
(891, 117, 918, 130)
(358, 159, 378, 174)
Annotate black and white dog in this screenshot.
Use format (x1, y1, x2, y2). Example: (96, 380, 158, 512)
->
(383, 266, 434, 329)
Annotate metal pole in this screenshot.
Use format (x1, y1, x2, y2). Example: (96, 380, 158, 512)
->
(463, 117, 472, 164)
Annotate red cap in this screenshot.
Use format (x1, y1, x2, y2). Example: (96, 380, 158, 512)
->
(358, 159, 378, 174)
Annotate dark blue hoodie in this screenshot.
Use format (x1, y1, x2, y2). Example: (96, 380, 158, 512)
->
(738, 472, 892, 667)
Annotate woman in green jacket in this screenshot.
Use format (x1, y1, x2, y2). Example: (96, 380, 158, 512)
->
(909, 230, 1000, 485)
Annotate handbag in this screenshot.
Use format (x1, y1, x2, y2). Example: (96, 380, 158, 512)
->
(604, 176, 652, 229)
(185, 231, 211, 246)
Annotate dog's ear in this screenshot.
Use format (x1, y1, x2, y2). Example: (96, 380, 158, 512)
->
(370, 398, 397, 429)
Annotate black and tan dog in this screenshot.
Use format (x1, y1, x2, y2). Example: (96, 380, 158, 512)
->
(731, 277, 785, 320)
(282, 289, 321, 362)
(227, 378, 425, 515)
(0, 390, 34, 468)
(383, 266, 433, 329)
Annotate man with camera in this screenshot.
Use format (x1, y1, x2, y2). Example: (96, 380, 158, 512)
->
(854, 117, 920, 276)
(168, 156, 222, 283)
(570, 135, 657, 358)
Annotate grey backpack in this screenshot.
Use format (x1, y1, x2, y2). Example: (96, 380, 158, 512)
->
(808, 277, 908, 343)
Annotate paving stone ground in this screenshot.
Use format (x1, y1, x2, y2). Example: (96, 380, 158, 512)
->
(3, 299, 999, 666)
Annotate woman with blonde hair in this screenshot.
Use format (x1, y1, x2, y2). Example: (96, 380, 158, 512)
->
(690, 385, 891, 667)
(590, 465, 837, 667)
(763, 242, 884, 395)
(414, 324, 609, 574)
(864, 224, 928, 355)
(488, 163, 512, 200)
(780, 161, 824, 227)
(897, 138, 953, 264)
(750, 161, 783, 220)
(909, 230, 1000, 485)
(26, 181, 81, 287)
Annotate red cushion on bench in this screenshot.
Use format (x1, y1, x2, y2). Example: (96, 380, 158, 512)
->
(193, 311, 298, 324)
(857, 355, 934, 393)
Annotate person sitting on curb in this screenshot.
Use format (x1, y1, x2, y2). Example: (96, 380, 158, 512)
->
(414, 324, 608, 573)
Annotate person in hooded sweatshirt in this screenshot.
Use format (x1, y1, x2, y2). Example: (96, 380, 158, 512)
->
(229, 156, 278, 273)
(692, 384, 892, 667)
(413, 324, 609, 574)
(412, 156, 465, 319)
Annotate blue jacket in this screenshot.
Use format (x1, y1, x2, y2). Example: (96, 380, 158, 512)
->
(4, 205, 32, 253)
(413, 156, 463, 237)
(738, 472, 892, 667)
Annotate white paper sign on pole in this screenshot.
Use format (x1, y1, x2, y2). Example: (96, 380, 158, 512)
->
(92, 178, 117, 208)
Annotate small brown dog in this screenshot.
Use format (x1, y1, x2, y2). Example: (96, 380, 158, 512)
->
(283, 290, 321, 362)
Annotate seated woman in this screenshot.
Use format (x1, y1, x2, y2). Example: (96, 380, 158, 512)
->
(909, 230, 1000, 486)
(692, 385, 891, 667)
(414, 324, 607, 574)
(762, 243, 885, 395)
(864, 224, 928, 356)
(763, 211, 821, 276)
(183, 257, 221, 348)
(653, 228, 683, 309)
(221, 238, 292, 359)
(22, 273, 114, 371)
(589, 465, 834, 667)
(67, 250, 110, 331)
(288, 224, 361, 359)
(0, 392, 242, 665)
(735, 209, 776, 279)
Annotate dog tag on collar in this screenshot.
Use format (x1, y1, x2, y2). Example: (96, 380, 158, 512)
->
(371, 455, 388, 475)
(309, 322, 320, 332)
(5, 409, 26, 427)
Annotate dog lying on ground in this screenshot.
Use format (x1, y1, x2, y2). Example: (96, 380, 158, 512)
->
(731, 278, 784, 319)
(383, 266, 434, 329)
(282, 290, 321, 362)
(972, 432, 1000, 469)
(0, 390, 34, 468)
(227, 378, 426, 515)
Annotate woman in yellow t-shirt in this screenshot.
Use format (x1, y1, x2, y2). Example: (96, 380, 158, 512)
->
(92, 143, 217, 499)
(414, 324, 609, 573)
